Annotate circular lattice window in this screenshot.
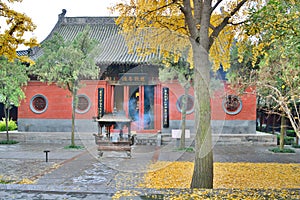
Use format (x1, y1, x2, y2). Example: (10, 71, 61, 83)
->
(30, 94, 48, 114)
(76, 94, 91, 114)
(176, 95, 194, 114)
(222, 95, 243, 115)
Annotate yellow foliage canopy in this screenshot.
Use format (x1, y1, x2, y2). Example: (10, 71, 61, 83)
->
(0, 0, 38, 63)
(111, 0, 263, 71)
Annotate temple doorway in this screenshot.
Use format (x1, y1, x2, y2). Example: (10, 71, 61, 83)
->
(127, 85, 155, 130)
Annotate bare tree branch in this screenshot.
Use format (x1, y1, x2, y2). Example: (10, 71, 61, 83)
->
(143, 1, 177, 16)
(210, 0, 224, 14)
(181, 0, 198, 39)
(229, 19, 248, 26)
(208, 0, 248, 49)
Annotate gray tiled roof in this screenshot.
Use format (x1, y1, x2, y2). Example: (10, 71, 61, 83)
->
(27, 11, 160, 65)
(17, 50, 29, 57)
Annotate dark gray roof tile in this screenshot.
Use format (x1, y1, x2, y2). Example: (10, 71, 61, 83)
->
(28, 13, 160, 65)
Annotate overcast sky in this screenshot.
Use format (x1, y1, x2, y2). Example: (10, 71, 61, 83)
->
(10, 0, 121, 44)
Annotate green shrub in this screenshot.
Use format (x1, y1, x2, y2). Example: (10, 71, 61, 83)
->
(0, 179, 14, 184)
(269, 147, 295, 153)
(0, 140, 19, 144)
(0, 118, 17, 131)
(64, 145, 84, 149)
(292, 143, 300, 148)
(286, 130, 296, 137)
(176, 147, 194, 152)
(276, 135, 294, 145)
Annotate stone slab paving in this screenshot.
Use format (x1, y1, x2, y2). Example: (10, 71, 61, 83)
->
(0, 132, 299, 199)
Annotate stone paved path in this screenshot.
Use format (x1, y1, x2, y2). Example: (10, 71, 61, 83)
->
(0, 132, 299, 199)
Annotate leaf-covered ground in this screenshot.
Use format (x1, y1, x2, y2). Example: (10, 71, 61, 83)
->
(112, 162, 300, 199)
(113, 188, 300, 199)
(138, 162, 300, 189)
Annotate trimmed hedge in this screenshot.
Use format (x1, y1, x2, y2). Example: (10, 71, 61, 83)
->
(269, 147, 295, 153)
(0, 118, 17, 131)
(277, 135, 294, 145)
(286, 130, 296, 137)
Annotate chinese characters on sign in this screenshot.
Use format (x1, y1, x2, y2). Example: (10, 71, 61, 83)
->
(119, 73, 148, 85)
(163, 87, 169, 128)
(98, 88, 104, 118)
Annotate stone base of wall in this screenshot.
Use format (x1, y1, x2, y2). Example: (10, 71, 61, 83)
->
(212, 120, 256, 134)
(212, 132, 277, 146)
(135, 134, 158, 145)
(0, 131, 95, 144)
(19, 118, 256, 135)
(18, 119, 98, 132)
(162, 120, 256, 134)
(161, 132, 276, 146)
(18, 119, 266, 145)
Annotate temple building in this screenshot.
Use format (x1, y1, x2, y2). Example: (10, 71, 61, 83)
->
(17, 10, 256, 135)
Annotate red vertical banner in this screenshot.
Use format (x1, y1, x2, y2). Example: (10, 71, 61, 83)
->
(124, 86, 129, 117)
(154, 85, 160, 130)
(111, 85, 115, 112)
(139, 86, 144, 129)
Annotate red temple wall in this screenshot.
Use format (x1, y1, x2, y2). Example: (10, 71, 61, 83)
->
(19, 81, 256, 122)
(211, 84, 256, 121)
(163, 82, 256, 121)
(19, 80, 107, 119)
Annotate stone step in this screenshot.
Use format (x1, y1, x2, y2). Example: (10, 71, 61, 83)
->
(134, 134, 158, 146)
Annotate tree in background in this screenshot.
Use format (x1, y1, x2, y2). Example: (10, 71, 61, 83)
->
(32, 28, 99, 148)
(0, 0, 38, 63)
(233, 0, 300, 148)
(0, 57, 28, 141)
(159, 55, 193, 149)
(112, 0, 265, 188)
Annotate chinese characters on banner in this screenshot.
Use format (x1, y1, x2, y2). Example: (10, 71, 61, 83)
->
(98, 88, 104, 118)
(163, 87, 169, 128)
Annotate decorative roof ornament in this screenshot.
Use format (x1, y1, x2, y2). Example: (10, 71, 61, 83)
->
(58, 9, 67, 20)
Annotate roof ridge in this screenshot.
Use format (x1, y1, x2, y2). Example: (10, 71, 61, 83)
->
(61, 16, 117, 25)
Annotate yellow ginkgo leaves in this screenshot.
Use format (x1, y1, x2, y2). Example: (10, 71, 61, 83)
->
(139, 161, 300, 189)
(113, 161, 300, 199)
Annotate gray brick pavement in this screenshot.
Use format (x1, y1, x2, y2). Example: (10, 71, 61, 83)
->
(0, 132, 299, 199)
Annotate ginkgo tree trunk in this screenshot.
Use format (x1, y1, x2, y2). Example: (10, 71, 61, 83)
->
(112, 0, 264, 188)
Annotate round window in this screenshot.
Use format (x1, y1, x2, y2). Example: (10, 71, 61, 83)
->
(30, 94, 48, 114)
(222, 95, 243, 115)
(76, 95, 91, 114)
(176, 95, 194, 114)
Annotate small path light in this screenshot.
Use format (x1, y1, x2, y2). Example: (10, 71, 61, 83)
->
(44, 150, 50, 162)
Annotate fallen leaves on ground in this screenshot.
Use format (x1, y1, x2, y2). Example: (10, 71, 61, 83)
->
(214, 162, 300, 189)
(0, 162, 62, 184)
(16, 178, 35, 184)
(112, 190, 141, 200)
(138, 162, 300, 189)
(167, 189, 300, 199)
(112, 162, 300, 199)
(138, 161, 193, 189)
(112, 188, 300, 199)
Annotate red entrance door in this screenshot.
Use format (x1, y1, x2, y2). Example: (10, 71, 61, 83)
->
(113, 85, 156, 132)
(128, 85, 155, 131)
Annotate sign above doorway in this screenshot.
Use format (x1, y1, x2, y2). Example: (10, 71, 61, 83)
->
(118, 73, 148, 85)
